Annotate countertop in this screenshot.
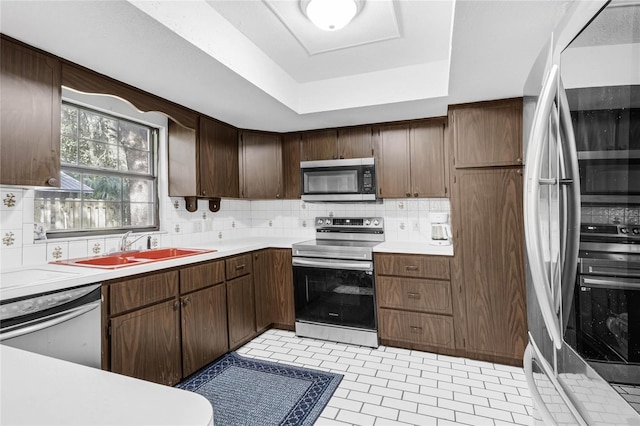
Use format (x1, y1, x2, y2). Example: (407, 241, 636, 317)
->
(0, 346, 213, 426)
(0, 237, 453, 301)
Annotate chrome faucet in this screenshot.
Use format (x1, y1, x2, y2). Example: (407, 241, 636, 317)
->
(119, 231, 133, 252)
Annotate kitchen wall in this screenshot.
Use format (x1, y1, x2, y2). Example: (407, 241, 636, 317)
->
(0, 186, 449, 269)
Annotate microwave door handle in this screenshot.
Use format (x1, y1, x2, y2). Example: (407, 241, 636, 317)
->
(524, 63, 563, 350)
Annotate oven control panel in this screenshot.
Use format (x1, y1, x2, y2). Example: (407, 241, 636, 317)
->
(315, 217, 383, 229)
(581, 224, 640, 240)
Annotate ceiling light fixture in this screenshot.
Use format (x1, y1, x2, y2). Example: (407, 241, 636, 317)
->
(302, 0, 362, 31)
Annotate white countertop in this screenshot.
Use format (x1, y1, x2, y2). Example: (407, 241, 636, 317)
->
(374, 241, 454, 256)
(0, 237, 453, 301)
(0, 346, 213, 426)
(0, 237, 304, 301)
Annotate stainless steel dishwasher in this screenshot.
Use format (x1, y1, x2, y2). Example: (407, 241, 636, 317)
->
(0, 283, 102, 368)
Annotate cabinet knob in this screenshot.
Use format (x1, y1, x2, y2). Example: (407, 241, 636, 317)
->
(405, 192, 411, 197)
(47, 177, 58, 186)
(173, 300, 180, 310)
(201, 190, 206, 196)
(516, 157, 523, 164)
(276, 193, 280, 199)
(183, 296, 191, 306)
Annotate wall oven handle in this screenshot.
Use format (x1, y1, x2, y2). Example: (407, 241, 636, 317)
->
(0, 302, 100, 341)
(292, 257, 373, 271)
(524, 63, 563, 350)
(581, 276, 640, 290)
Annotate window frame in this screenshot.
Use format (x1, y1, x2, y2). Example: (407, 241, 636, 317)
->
(35, 101, 160, 238)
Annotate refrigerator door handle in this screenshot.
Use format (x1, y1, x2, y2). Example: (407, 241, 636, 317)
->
(524, 343, 558, 426)
(524, 64, 563, 349)
(525, 339, 588, 426)
(558, 79, 581, 331)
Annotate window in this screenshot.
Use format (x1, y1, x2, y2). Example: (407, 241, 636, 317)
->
(35, 102, 158, 236)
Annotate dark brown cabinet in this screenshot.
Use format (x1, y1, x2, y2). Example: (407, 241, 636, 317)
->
(375, 253, 455, 355)
(168, 119, 198, 197)
(108, 271, 181, 386)
(454, 167, 527, 363)
(282, 133, 301, 199)
(300, 129, 338, 161)
(239, 130, 283, 199)
(199, 116, 239, 198)
(1, 37, 61, 187)
(337, 126, 373, 159)
(180, 261, 228, 377)
(225, 254, 256, 349)
(375, 120, 447, 198)
(451, 98, 523, 168)
(300, 127, 373, 161)
(253, 249, 295, 331)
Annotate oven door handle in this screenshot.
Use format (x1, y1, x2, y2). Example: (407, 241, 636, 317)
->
(581, 276, 640, 291)
(0, 302, 100, 341)
(292, 258, 373, 271)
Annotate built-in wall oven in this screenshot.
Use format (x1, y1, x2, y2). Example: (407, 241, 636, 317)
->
(292, 217, 383, 347)
(577, 224, 640, 385)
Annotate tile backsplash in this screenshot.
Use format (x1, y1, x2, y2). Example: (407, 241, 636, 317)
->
(0, 185, 449, 269)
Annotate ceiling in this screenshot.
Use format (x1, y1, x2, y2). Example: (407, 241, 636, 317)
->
(0, 0, 572, 132)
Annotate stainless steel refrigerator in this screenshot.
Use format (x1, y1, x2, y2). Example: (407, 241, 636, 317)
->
(523, 0, 640, 424)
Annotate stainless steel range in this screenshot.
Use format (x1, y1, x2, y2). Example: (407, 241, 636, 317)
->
(292, 217, 384, 347)
(576, 223, 640, 385)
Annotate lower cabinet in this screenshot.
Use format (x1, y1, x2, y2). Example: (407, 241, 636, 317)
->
(227, 274, 256, 349)
(375, 253, 456, 355)
(110, 299, 182, 386)
(225, 254, 256, 349)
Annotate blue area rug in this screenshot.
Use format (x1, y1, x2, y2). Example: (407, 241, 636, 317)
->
(176, 352, 342, 426)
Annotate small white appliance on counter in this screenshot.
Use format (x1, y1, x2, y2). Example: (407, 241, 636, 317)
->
(429, 212, 451, 246)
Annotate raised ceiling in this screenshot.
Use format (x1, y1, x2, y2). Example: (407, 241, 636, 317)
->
(0, 0, 572, 132)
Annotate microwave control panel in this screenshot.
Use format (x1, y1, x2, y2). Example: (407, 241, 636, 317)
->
(362, 167, 375, 194)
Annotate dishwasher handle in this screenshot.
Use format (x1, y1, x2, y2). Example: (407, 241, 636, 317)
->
(0, 301, 101, 341)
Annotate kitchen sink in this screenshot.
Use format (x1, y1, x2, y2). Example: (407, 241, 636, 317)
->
(54, 248, 216, 269)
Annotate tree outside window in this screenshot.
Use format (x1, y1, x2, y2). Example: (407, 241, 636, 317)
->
(35, 103, 158, 236)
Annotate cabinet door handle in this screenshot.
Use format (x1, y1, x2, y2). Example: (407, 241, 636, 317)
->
(173, 300, 180, 310)
(276, 193, 280, 199)
(407, 292, 421, 299)
(414, 193, 419, 197)
(183, 296, 191, 306)
(235, 264, 245, 270)
(409, 326, 423, 333)
(405, 192, 411, 197)
(405, 265, 419, 271)
(201, 190, 207, 196)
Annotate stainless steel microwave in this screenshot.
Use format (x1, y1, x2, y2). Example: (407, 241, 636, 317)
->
(300, 158, 377, 202)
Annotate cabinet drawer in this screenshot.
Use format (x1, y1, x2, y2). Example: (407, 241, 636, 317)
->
(375, 253, 450, 279)
(378, 309, 454, 349)
(226, 254, 253, 280)
(110, 271, 178, 315)
(180, 260, 225, 294)
(377, 276, 452, 315)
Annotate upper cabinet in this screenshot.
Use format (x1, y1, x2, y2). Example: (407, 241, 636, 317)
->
(168, 119, 198, 198)
(300, 126, 374, 161)
(375, 120, 447, 198)
(1, 37, 61, 187)
(300, 129, 338, 161)
(199, 116, 239, 198)
(239, 130, 283, 199)
(451, 98, 523, 168)
(337, 126, 374, 159)
(282, 133, 301, 199)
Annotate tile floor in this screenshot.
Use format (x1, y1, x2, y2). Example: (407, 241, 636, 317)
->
(237, 329, 535, 426)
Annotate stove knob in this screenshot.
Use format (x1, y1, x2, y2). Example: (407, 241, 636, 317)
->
(325, 219, 332, 225)
(633, 228, 640, 235)
(365, 219, 371, 226)
(317, 219, 324, 226)
(621, 227, 629, 234)
(373, 219, 380, 226)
